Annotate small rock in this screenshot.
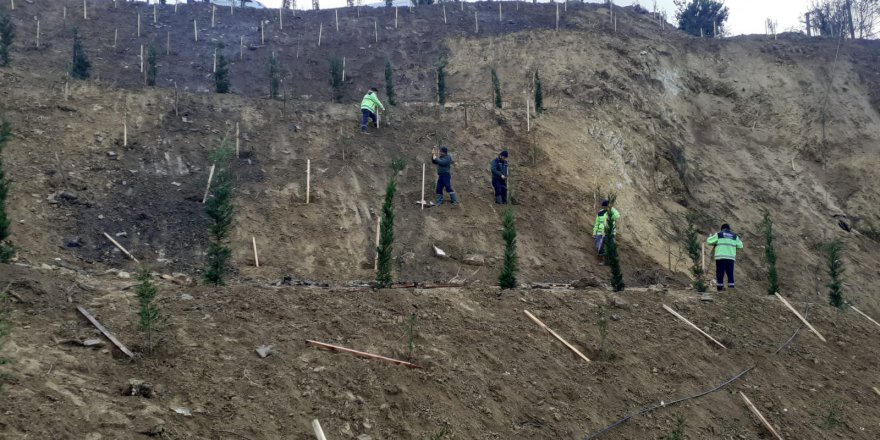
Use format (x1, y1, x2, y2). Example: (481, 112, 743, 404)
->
(256, 345, 274, 358)
(58, 191, 78, 201)
(180, 293, 194, 300)
(64, 237, 83, 248)
(117, 271, 131, 279)
(82, 338, 105, 348)
(106, 151, 118, 159)
(171, 407, 192, 417)
(610, 296, 629, 309)
(572, 276, 602, 289)
(126, 379, 154, 398)
(462, 254, 486, 266)
(611, 314, 621, 321)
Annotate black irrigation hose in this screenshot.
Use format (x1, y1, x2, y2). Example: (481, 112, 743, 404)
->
(584, 306, 809, 439)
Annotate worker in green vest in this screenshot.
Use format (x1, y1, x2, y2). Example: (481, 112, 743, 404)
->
(592, 199, 621, 265)
(707, 223, 744, 291)
(360, 87, 385, 134)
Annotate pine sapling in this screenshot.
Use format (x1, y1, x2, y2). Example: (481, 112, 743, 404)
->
(436, 57, 447, 105)
(214, 43, 230, 93)
(498, 207, 518, 289)
(685, 212, 707, 293)
(605, 210, 625, 292)
(146, 44, 158, 87)
(385, 59, 396, 106)
(0, 6, 14, 67)
(269, 51, 281, 100)
(534, 69, 544, 113)
(329, 57, 343, 103)
(491, 68, 502, 108)
(825, 239, 844, 308)
(375, 159, 406, 288)
(204, 140, 235, 285)
(70, 29, 91, 80)
(136, 270, 163, 352)
(0, 119, 12, 262)
(761, 211, 779, 295)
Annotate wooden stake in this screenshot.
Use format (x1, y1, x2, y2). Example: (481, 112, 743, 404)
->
(140, 45, 145, 73)
(63, 6, 67, 20)
(174, 83, 179, 116)
(556, 3, 560, 31)
(662, 304, 727, 349)
(36, 20, 40, 48)
(498, 2, 502, 22)
(194, 20, 198, 41)
(212, 5, 216, 28)
(701, 241, 706, 272)
(153, 4, 157, 24)
(213, 48, 217, 73)
(103, 232, 139, 263)
(166, 31, 170, 55)
(76, 305, 135, 358)
(374, 20, 378, 43)
(526, 94, 530, 132)
(305, 340, 422, 369)
(395, 7, 398, 28)
(421, 162, 426, 210)
(318, 23, 322, 47)
(335, 10, 339, 32)
(123, 115, 128, 146)
(202, 164, 216, 204)
(850, 306, 880, 330)
(739, 392, 785, 440)
(443, 4, 447, 24)
(475, 11, 479, 33)
(774, 293, 826, 343)
(261, 21, 265, 45)
(524, 310, 591, 363)
(279, 6, 283, 30)
(235, 122, 240, 157)
(873, 387, 880, 397)
(306, 159, 311, 204)
(252, 237, 260, 267)
(137, 13, 141, 37)
(342, 57, 346, 82)
(312, 420, 327, 440)
(9, 0, 13, 11)
(114, 28, 118, 48)
(374, 216, 381, 271)
(83, 0, 87, 20)
(175, 0, 178, 14)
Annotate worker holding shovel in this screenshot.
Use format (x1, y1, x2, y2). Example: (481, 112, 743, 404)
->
(432, 146, 459, 206)
(360, 87, 385, 134)
(592, 199, 620, 265)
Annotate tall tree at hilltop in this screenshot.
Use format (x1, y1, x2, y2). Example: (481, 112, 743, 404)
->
(674, 0, 730, 37)
(0, 6, 15, 67)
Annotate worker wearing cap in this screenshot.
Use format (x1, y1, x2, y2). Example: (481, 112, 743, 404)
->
(432, 146, 459, 206)
(360, 87, 385, 134)
(592, 199, 621, 265)
(707, 223, 744, 291)
(490, 150, 509, 204)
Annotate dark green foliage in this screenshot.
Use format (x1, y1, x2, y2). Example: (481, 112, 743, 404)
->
(605, 211, 625, 292)
(0, 6, 14, 67)
(436, 57, 447, 105)
(136, 270, 163, 352)
(534, 70, 544, 113)
(674, 0, 729, 37)
(685, 212, 707, 293)
(430, 429, 449, 440)
(214, 44, 230, 93)
(821, 400, 843, 429)
(269, 51, 281, 100)
(204, 141, 235, 285)
(665, 416, 685, 440)
(761, 211, 779, 295)
(385, 0, 393, 6)
(0, 119, 12, 262)
(375, 159, 406, 288)
(329, 57, 344, 103)
(498, 208, 518, 289)
(411, 0, 435, 5)
(70, 29, 91, 80)
(146, 44, 158, 87)
(384, 60, 396, 106)
(491, 68, 502, 109)
(825, 239, 844, 308)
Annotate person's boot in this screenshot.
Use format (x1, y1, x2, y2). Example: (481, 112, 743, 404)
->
(435, 194, 444, 206)
(495, 195, 503, 204)
(449, 192, 460, 206)
(598, 255, 606, 266)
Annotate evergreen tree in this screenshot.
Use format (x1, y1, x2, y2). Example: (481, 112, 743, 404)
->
(498, 207, 518, 289)
(385, 59, 396, 106)
(491, 68, 502, 109)
(0, 6, 14, 67)
(685, 212, 707, 293)
(204, 140, 235, 285)
(825, 239, 844, 308)
(214, 44, 230, 93)
(0, 119, 12, 262)
(605, 211, 625, 292)
(675, 0, 730, 37)
(70, 29, 91, 80)
(146, 44, 158, 87)
(436, 57, 447, 105)
(761, 211, 779, 295)
(534, 69, 544, 113)
(269, 51, 281, 100)
(136, 270, 163, 352)
(375, 159, 406, 288)
(329, 57, 344, 103)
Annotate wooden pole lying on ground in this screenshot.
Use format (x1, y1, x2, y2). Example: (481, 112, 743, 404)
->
(312, 420, 327, 440)
(76, 305, 135, 358)
(774, 293, 826, 342)
(306, 159, 311, 204)
(202, 164, 216, 204)
(252, 237, 259, 267)
(662, 304, 727, 349)
(421, 163, 426, 209)
(305, 340, 422, 368)
(103, 232, 139, 263)
(374, 216, 381, 271)
(850, 305, 880, 330)
(739, 392, 784, 440)
(524, 310, 591, 363)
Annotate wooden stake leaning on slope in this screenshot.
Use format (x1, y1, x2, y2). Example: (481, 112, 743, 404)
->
(774, 292, 826, 342)
(849, 305, 880, 330)
(76, 306, 135, 358)
(662, 304, 727, 349)
(312, 420, 327, 440)
(524, 310, 591, 363)
(252, 237, 259, 267)
(374, 216, 381, 271)
(103, 232, 139, 263)
(202, 164, 216, 204)
(306, 159, 311, 204)
(739, 392, 785, 440)
(305, 340, 422, 368)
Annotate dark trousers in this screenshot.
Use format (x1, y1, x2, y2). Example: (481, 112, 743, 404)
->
(492, 179, 507, 204)
(715, 259, 735, 291)
(436, 173, 454, 195)
(361, 109, 377, 130)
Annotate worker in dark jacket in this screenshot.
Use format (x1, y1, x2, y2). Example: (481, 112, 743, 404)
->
(490, 150, 509, 204)
(432, 146, 459, 206)
(707, 223, 744, 291)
